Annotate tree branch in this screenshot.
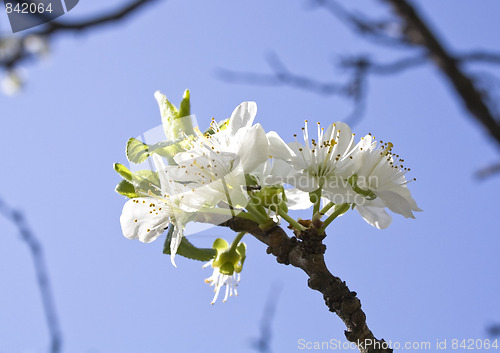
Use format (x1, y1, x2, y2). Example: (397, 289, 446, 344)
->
(309, 0, 410, 48)
(39, 0, 159, 34)
(457, 51, 500, 65)
(0, 197, 62, 353)
(379, 0, 500, 149)
(196, 213, 392, 353)
(1, 0, 159, 69)
(217, 53, 426, 125)
(343, 54, 427, 75)
(219, 0, 500, 157)
(217, 52, 346, 95)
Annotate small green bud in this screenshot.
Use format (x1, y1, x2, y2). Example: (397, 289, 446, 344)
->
(220, 262, 235, 275)
(211, 238, 246, 276)
(213, 238, 229, 251)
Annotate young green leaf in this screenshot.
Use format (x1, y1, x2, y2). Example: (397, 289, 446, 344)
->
(126, 138, 150, 164)
(126, 137, 186, 165)
(134, 169, 160, 190)
(178, 89, 190, 118)
(115, 180, 140, 198)
(114, 163, 133, 181)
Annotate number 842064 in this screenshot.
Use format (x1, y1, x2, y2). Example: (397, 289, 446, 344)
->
(6, 2, 53, 14)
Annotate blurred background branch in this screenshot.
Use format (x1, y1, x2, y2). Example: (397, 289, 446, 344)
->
(0, 0, 159, 93)
(251, 282, 282, 353)
(219, 0, 500, 177)
(487, 323, 500, 338)
(1, 0, 499, 350)
(0, 2, 162, 351)
(0, 197, 62, 353)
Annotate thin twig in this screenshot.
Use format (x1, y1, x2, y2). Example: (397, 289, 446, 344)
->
(40, 0, 159, 34)
(475, 162, 500, 180)
(343, 54, 427, 75)
(309, 0, 410, 48)
(1, 0, 159, 69)
(217, 52, 346, 96)
(458, 51, 500, 65)
(0, 197, 62, 353)
(217, 53, 426, 125)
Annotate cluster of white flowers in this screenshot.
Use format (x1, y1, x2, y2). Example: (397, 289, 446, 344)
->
(268, 119, 421, 229)
(117, 94, 420, 303)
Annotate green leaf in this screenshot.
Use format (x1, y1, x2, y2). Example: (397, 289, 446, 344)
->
(134, 169, 160, 190)
(155, 91, 179, 120)
(155, 91, 180, 139)
(113, 163, 161, 197)
(178, 89, 190, 118)
(126, 138, 150, 164)
(114, 163, 133, 181)
(115, 180, 140, 198)
(126, 138, 183, 165)
(147, 139, 184, 162)
(163, 225, 216, 262)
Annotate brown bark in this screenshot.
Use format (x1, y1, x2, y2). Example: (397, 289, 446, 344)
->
(195, 213, 393, 353)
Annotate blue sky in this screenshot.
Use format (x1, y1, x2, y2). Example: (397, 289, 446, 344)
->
(1, 1, 500, 352)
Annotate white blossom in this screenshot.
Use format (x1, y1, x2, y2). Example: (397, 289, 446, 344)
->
(165, 102, 269, 210)
(120, 154, 206, 265)
(268, 121, 357, 204)
(345, 135, 422, 228)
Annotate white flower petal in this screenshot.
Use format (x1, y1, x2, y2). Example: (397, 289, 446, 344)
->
(325, 122, 354, 157)
(169, 224, 184, 267)
(120, 198, 170, 243)
(235, 124, 269, 173)
(376, 190, 416, 219)
(267, 131, 296, 161)
(227, 101, 257, 135)
(389, 186, 422, 212)
(287, 142, 311, 170)
(286, 188, 312, 210)
(355, 205, 392, 229)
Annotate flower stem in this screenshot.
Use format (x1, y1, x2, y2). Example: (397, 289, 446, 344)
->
(245, 204, 269, 224)
(311, 188, 322, 217)
(320, 203, 350, 231)
(313, 201, 335, 220)
(229, 231, 246, 252)
(277, 208, 306, 231)
(221, 176, 237, 218)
